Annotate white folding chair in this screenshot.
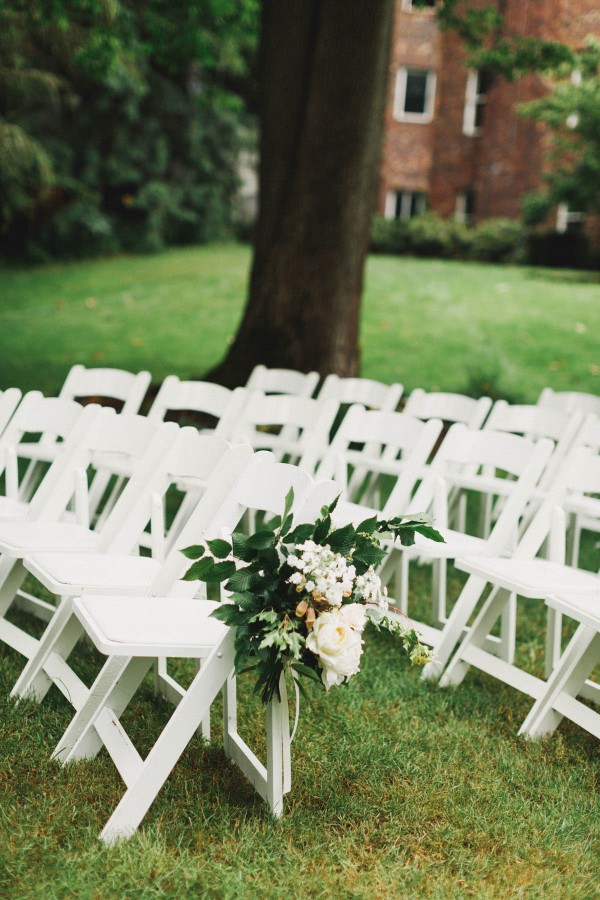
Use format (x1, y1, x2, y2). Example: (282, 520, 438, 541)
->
(147, 375, 237, 429)
(484, 401, 583, 490)
(403, 388, 492, 430)
(315, 405, 442, 519)
(317, 374, 403, 412)
(519, 590, 600, 741)
(59, 364, 151, 413)
(0, 411, 175, 660)
(10, 429, 241, 706)
(246, 364, 319, 398)
(425, 446, 600, 704)
(0, 387, 21, 438)
(0, 391, 86, 519)
(52, 365, 152, 518)
(538, 387, 600, 418)
(217, 389, 338, 473)
(51, 458, 337, 843)
(388, 427, 554, 650)
(565, 414, 600, 566)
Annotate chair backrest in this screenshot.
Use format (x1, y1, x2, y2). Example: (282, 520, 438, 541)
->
(576, 413, 600, 452)
(24, 408, 175, 534)
(147, 375, 236, 426)
(218, 389, 338, 473)
(150, 450, 325, 596)
(0, 388, 22, 438)
(538, 387, 600, 418)
(59, 364, 151, 414)
(403, 388, 492, 430)
(246, 365, 319, 398)
(316, 406, 443, 514)
(317, 375, 403, 412)
(0, 392, 90, 501)
(95, 427, 233, 556)
(516, 444, 600, 561)
(415, 423, 554, 551)
(485, 400, 584, 492)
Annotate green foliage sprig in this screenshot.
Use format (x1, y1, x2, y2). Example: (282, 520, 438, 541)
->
(183, 491, 442, 703)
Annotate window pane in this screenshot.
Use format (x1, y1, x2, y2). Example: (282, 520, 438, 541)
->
(404, 71, 428, 114)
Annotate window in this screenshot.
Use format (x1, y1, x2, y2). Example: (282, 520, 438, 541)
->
(384, 190, 427, 221)
(402, 0, 436, 10)
(455, 188, 476, 225)
(463, 69, 491, 136)
(556, 203, 585, 233)
(394, 68, 436, 123)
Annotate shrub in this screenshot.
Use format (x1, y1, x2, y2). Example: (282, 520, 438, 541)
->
(370, 216, 409, 254)
(468, 217, 526, 264)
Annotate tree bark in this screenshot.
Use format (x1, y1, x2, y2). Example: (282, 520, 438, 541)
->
(207, 0, 395, 386)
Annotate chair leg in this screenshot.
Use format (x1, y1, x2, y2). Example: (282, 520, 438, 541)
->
(519, 627, 600, 740)
(222, 673, 237, 761)
(100, 633, 235, 844)
(431, 558, 447, 626)
(421, 575, 488, 681)
(54, 656, 152, 762)
(440, 588, 510, 687)
(497, 592, 517, 665)
(545, 607, 563, 678)
(11, 597, 79, 702)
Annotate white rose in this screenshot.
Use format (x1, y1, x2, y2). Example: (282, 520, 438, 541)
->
(339, 603, 366, 632)
(306, 610, 364, 690)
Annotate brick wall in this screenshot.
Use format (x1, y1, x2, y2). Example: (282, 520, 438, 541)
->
(379, 0, 600, 233)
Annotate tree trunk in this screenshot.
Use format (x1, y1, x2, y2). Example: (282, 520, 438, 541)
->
(207, 0, 394, 386)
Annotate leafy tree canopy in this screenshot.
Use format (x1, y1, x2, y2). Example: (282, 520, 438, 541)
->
(0, 0, 259, 259)
(520, 37, 600, 222)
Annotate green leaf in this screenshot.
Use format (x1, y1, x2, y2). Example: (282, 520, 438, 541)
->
(327, 523, 356, 555)
(182, 557, 215, 581)
(247, 530, 276, 550)
(232, 532, 252, 560)
(283, 486, 295, 518)
(292, 662, 322, 684)
(353, 544, 386, 569)
(280, 512, 294, 537)
(210, 605, 251, 626)
(203, 560, 236, 583)
(283, 523, 314, 545)
(313, 514, 331, 544)
(229, 591, 258, 611)
(227, 567, 260, 592)
(180, 544, 205, 560)
(356, 516, 379, 535)
(415, 524, 445, 543)
(206, 538, 232, 558)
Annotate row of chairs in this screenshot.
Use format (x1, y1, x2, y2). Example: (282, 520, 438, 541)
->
(0, 364, 598, 841)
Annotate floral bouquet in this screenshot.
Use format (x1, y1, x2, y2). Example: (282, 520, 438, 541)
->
(182, 492, 443, 703)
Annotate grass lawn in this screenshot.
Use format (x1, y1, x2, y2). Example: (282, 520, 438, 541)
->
(0, 244, 599, 400)
(0, 245, 599, 898)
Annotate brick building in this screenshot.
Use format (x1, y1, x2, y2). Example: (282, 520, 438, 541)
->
(379, 0, 600, 231)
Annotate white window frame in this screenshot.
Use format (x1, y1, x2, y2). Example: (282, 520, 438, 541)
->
(394, 68, 436, 124)
(556, 203, 585, 233)
(463, 70, 487, 137)
(384, 189, 427, 221)
(455, 190, 475, 225)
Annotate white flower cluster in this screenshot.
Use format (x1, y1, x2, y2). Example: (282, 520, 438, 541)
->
(306, 606, 365, 690)
(354, 567, 389, 611)
(287, 540, 355, 607)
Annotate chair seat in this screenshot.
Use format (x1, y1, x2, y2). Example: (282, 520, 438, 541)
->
(546, 591, 600, 630)
(24, 552, 162, 596)
(456, 556, 600, 598)
(0, 498, 29, 520)
(73, 596, 228, 657)
(0, 521, 100, 556)
(405, 528, 490, 560)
